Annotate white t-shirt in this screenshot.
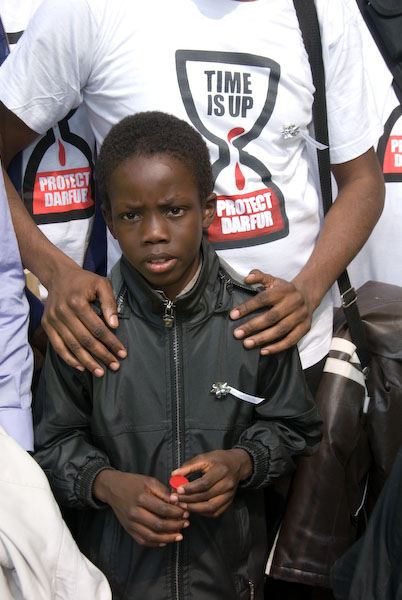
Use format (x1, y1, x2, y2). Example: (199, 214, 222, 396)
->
(0, 0, 42, 32)
(341, 0, 402, 289)
(1, 0, 96, 299)
(0, 0, 381, 367)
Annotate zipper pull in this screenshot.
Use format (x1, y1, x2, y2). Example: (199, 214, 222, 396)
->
(249, 580, 255, 600)
(116, 291, 126, 315)
(163, 299, 175, 328)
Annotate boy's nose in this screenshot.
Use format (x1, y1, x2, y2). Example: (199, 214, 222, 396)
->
(141, 213, 169, 243)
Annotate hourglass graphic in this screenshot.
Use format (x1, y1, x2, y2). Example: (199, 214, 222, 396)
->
(176, 50, 288, 250)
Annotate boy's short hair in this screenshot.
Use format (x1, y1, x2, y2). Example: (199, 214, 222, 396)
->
(96, 111, 214, 211)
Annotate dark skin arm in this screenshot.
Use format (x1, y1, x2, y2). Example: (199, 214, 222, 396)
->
(169, 449, 253, 518)
(93, 469, 190, 547)
(230, 148, 385, 354)
(0, 102, 126, 376)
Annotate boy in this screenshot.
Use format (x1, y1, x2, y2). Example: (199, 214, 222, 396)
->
(33, 111, 322, 600)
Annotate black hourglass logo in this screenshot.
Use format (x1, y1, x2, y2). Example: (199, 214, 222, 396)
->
(176, 50, 288, 250)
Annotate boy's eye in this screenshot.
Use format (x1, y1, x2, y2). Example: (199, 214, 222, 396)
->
(122, 212, 140, 221)
(166, 207, 184, 217)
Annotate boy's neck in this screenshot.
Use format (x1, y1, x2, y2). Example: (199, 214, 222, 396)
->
(175, 257, 203, 299)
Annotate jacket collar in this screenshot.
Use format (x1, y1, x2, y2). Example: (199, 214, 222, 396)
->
(118, 237, 231, 325)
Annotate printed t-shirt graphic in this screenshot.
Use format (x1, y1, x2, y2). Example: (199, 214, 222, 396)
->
(176, 50, 288, 250)
(23, 109, 94, 225)
(377, 105, 402, 183)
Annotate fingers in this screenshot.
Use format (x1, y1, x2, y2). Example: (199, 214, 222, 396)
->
(42, 274, 127, 376)
(43, 306, 121, 376)
(174, 495, 232, 518)
(174, 481, 234, 518)
(123, 497, 190, 547)
(171, 458, 209, 479)
(229, 269, 276, 321)
(106, 474, 190, 547)
(128, 520, 189, 548)
(170, 452, 239, 517)
(235, 305, 310, 351)
(229, 273, 312, 353)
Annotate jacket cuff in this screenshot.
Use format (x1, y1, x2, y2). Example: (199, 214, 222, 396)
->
(75, 458, 115, 509)
(233, 441, 270, 490)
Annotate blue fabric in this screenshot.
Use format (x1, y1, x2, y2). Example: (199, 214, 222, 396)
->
(0, 170, 34, 451)
(0, 17, 33, 450)
(0, 16, 9, 64)
(25, 287, 44, 338)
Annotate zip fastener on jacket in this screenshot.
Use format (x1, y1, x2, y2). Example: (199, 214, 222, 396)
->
(163, 298, 183, 600)
(249, 580, 255, 599)
(163, 298, 175, 328)
(219, 269, 263, 296)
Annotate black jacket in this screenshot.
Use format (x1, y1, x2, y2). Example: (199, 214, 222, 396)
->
(34, 241, 322, 600)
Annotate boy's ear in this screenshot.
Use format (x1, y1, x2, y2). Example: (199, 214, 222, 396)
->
(101, 205, 117, 239)
(202, 193, 217, 230)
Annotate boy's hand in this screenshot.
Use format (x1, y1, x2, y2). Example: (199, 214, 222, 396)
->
(169, 449, 252, 518)
(230, 270, 312, 355)
(93, 470, 189, 547)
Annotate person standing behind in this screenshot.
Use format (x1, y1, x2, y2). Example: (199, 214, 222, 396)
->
(0, 0, 384, 382)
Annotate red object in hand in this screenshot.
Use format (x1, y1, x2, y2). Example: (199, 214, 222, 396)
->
(169, 475, 189, 491)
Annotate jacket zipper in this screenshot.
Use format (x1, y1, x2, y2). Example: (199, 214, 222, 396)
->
(163, 298, 182, 600)
(249, 580, 255, 599)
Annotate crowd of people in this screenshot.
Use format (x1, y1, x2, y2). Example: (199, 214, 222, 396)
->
(0, 0, 400, 598)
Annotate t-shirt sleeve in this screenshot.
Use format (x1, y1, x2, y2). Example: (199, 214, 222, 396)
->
(0, 0, 98, 134)
(318, 0, 383, 164)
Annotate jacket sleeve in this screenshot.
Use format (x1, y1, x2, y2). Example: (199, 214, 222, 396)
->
(234, 346, 323, 490)
(33, 345, 113, 509)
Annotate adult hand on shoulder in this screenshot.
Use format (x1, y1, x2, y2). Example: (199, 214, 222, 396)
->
(230, 270, 313, 355)
(43, 263, 127, 377)
(93, 470, 190, 547)
(170, 449, 252, 518)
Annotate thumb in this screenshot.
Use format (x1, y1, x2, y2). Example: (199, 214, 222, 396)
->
(245, 269, 276, 288)
(172, 457, 209, 478)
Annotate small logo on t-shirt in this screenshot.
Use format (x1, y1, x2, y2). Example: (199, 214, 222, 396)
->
(23, 110, 95, 225)
(377, 105, 402, 182)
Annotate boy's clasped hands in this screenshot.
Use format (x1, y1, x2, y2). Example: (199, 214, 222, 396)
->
(93, 448, 252, 548)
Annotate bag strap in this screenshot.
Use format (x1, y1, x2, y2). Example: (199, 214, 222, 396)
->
(293, 0, 371, 370)
(356, 0, 402, 105)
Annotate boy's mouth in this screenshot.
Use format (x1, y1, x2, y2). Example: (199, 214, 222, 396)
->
(145, 256, 177, 274)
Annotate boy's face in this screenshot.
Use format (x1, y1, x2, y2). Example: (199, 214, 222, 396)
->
(103, 154, 216, 300)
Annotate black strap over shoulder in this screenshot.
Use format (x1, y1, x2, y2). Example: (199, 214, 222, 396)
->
(357, 0, 402, 104)
(293, 0, 371, 369)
